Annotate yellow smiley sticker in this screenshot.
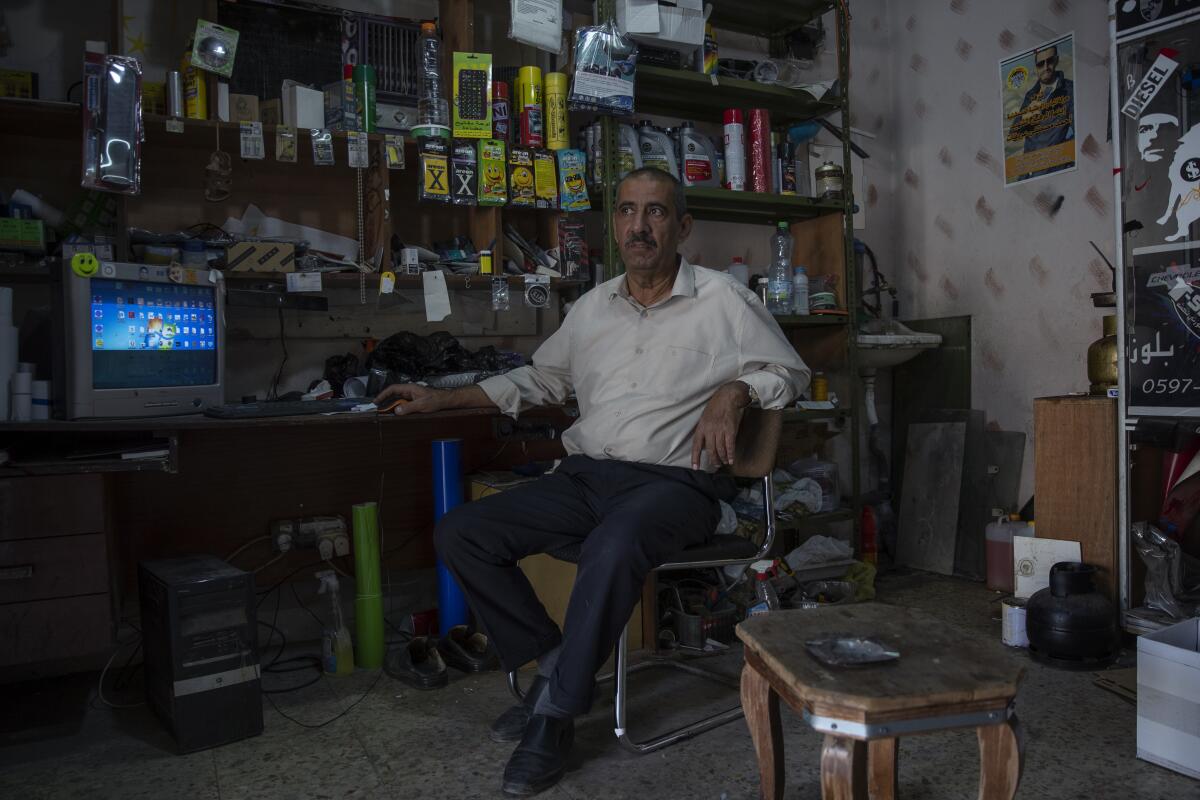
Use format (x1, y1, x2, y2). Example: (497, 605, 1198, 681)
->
(70, 252, 100, 278)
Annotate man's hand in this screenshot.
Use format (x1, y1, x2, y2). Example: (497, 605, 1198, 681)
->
(690, 381, 751, 471)
(373, 383, 449, 415)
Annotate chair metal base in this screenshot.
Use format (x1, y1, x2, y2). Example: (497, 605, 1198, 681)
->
(505, 626, 745, 755)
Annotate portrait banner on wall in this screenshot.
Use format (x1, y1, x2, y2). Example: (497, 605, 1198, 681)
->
(1000, 33, 1077, 187)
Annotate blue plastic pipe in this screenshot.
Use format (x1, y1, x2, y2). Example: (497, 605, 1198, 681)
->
(432, 438, 468, 636)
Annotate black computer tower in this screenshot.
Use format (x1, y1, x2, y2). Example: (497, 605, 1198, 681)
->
(139, 556, 263, 753)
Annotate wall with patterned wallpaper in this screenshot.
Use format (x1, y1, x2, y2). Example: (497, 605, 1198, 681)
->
(866, 0, 1115, 501)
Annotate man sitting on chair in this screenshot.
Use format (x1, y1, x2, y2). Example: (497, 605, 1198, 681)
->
(374, 167, 810, 796)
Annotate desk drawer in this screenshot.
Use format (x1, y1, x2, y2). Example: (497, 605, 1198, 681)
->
(0, 534, 109, 604)
(0, 476, 106, 541)
(0, 594, 111, 667)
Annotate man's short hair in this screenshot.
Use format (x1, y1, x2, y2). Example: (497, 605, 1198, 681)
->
(1036, 46, 1058, 62)
(616, 168, 689, 220)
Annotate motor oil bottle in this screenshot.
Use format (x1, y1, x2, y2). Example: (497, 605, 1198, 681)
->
(637, 120, 679, 178)
(617, 123, 641, 179)
(679, 121, 719, 187)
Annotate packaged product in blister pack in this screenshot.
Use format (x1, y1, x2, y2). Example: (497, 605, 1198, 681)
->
(81, 53, 144, 195)
(568, 21, 638, 116)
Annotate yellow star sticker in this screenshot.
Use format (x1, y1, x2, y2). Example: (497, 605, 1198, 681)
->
(122, 15, 134, 30)
(127, 31, 148, 56)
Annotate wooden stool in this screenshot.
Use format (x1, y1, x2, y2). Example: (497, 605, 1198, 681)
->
(737, 604, 1025, 800)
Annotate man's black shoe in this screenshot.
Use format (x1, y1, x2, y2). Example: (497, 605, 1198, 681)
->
(489, 675, 548, 742)
(500, 713, 574, 797)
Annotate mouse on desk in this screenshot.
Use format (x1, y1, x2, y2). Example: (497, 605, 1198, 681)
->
(377, 398, 410, 414)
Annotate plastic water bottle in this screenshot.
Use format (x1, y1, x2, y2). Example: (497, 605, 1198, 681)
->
(747, 559, 780, 616)
(792, 265, 809, 315)
(767, 222, 793, 315)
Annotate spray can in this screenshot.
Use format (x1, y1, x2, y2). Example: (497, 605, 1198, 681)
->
(353, 64, 377, 133)
(492, 81, 510, 141)
(723, 109, 746, 191)
(180, 38, 208, 120)
(747, 108, 772, 193)
(517, 66, 543, 147)
(780, 141, 797, 195)
(544, 72, 569, 150)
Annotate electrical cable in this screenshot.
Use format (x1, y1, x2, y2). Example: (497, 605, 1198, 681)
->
(225, 534, 272, 563)
(268, 306, 288, 400)
(97, 634, 146, 709)
(253, 553, 287, 573)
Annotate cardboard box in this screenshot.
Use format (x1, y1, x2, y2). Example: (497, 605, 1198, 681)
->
(282, 83, 324, 130)
(1137, 617, 1200, 779)
(616, 0, 704, 53)
(229, 93, 260, 122)
(260, 99, 282, 126)
(224, 241, 296, 273)
(323, 79, 359, 131)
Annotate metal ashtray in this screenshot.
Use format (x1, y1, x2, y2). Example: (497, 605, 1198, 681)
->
(805, 635, 900, 667)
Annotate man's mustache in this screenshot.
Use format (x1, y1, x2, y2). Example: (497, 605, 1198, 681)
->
(625, 233, 657, 247)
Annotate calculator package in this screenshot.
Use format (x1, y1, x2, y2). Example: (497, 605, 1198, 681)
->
(508, 146, 537, 208)
(451, 138, 479, 206)
(452, 52, 493, 138)
(569, 21, 638, 116)
(81, 52, 143, 195)
(478, 139, 508, 206)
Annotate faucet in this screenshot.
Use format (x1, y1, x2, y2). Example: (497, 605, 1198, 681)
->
(858, 241, 897, 319)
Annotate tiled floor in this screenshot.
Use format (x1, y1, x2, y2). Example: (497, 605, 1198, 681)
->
(1, 572, 1194, 799)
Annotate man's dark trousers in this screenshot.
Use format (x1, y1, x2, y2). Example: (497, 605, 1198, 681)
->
(434, 455, 730, 716)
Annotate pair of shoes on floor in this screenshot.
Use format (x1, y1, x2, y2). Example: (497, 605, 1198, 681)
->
(501, 713, 574, 797)
(384, 637, 447, 690)
(438, 624, 499, 673)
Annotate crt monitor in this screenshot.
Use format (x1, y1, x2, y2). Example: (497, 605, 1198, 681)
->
(63, 261, 225, 418)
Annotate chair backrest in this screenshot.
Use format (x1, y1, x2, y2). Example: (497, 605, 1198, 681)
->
(731, 408, 783, 479)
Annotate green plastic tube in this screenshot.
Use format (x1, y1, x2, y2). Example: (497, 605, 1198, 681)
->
(352, 501, 384, 669)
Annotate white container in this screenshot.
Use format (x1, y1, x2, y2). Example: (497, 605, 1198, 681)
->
(283, 82, 324, 130)
(636, 121, 679, 178)
(31, 379, 50, 420)
(1137, 617, 1200, 779)
(727, 256, 749, 288)
(617, 124, 642, 179)
(792, 266, 809, 315)
(679, 121, 718, 187)
(1001, 597, 1028, 648)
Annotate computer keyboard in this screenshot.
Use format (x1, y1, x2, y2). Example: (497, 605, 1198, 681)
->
(204, 398, 367, 419)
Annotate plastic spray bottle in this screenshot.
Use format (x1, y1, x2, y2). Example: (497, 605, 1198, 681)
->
(316, 570, 354, 676)
(747, 560, 780, 616)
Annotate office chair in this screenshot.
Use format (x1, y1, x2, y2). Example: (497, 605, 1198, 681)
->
(506, 407, 784, 754)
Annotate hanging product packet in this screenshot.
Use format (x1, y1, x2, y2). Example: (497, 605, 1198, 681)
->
(568, 21, 638, 117)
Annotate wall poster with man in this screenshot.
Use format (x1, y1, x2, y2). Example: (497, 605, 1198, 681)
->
(1000, 33, 1077, 187)
(1117, 14, 1200, 416)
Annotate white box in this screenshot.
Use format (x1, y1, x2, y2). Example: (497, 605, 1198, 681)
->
(1137, 617, 1200, 780)
(616, 0, 704, 53)
(282, 82, 324, 130)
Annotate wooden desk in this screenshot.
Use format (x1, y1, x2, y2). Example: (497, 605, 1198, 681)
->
(0, 407, 568, 679)
(737, 605, 1025, 800)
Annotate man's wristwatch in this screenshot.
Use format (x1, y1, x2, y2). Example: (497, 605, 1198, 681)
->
(742, 382, 759, 407)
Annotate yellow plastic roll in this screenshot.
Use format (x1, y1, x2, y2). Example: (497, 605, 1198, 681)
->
(544, 72, 569, 150)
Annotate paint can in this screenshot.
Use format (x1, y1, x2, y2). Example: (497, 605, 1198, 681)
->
(1001, 596, 1028, 648)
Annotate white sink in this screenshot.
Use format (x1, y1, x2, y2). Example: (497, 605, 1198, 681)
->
(856, 321, 942, 369)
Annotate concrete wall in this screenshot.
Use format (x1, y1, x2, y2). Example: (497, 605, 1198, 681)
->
(869, 0, 1115, 500)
